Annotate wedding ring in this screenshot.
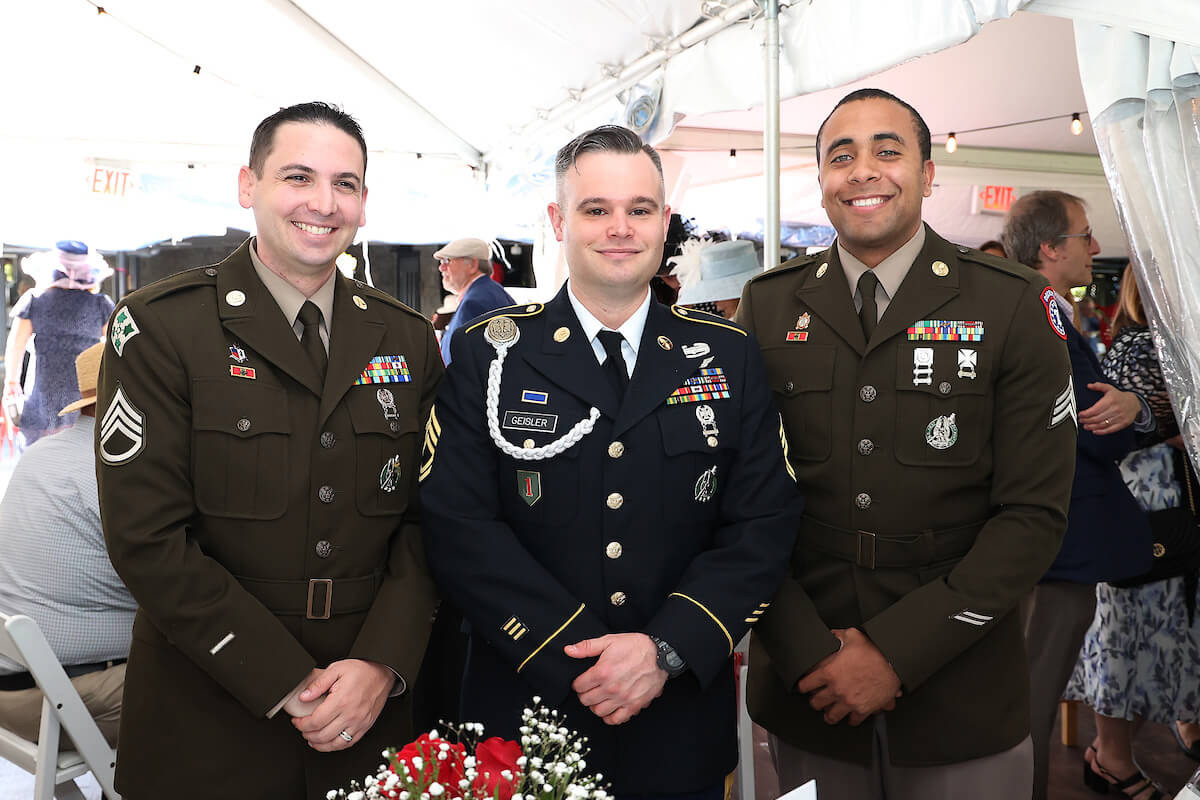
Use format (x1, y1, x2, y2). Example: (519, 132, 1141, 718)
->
(1104, 418, 1110, 425)
(339, 730, 353, 742)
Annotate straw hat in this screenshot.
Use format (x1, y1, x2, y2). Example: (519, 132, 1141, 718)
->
(58, 341, 105, 415)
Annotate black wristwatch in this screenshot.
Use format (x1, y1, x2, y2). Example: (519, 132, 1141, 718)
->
(648, 635, 687, 678)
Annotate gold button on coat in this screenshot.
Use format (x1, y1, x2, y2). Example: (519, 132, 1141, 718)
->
(606, 492, 624, 510)
(608, 441, 625, 458)
(606, 541, 623, 559)
(610, 591, 627, 606)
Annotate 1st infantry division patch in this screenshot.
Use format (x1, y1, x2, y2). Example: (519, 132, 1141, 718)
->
(100, 383, 146, 465)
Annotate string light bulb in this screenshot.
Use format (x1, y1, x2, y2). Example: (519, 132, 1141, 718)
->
(1071, 113, 1083, 136)
(729, 148, 737, 169)
(945, 133, 957, 154)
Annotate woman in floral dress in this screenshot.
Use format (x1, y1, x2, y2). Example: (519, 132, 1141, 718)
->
(1065, 265, 1200, 799)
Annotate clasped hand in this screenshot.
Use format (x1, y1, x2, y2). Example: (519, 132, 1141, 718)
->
(796, 628, 901, 726)
(289, 659, 395, 752)
(566, 633, 667, 726)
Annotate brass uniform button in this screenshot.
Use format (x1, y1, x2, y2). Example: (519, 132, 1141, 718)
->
(608, 441, 625, 459)
(858, 439, 875, 456)
(236, 418, 251, 432)
(204, 268, 217, 277)
(784, 381, 795, 393)
(319, 486, 336, 504)
(610, 591, 627, 606)
(939, 381, 952, 395)
(855, 492, 872, 510)
(320, 432, 336, 449)
(706, 436, 719, 448)
(859, 385, 877, 403)
(606, 492, 624, 510)
(390, 421, 401, 432)
(605, 541, 623, 559)
(315, 540, 333, 558)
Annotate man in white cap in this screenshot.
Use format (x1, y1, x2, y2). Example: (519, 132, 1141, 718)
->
(0, 341, 135, 749)
(435, 237, 514, 364)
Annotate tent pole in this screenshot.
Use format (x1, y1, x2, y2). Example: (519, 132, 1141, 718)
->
(763, 0, 781, 269)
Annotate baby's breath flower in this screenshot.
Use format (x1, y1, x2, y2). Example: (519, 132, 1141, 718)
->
(328, 792, 340, 800)
(428, 783, 444, 797)
(348, 793, 365, 800)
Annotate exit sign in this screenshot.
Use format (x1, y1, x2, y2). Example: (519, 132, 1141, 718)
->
(973, 185, 1017, 215)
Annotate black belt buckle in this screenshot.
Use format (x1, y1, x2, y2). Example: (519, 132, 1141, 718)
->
(307, 578, 333, 619)
(856, 530, 877, 569)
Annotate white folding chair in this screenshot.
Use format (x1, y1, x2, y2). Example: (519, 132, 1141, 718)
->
(0, 612, 120, 799)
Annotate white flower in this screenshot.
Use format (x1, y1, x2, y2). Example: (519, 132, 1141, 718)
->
(501, 770, 513, 780)
(532, 695, 542, 703)
(328, 792, 339, 800)
(516, 756, 528, 767)
(438, 751, 447, 761)
(543, 784, 553, 793)
(429, 783, 445, 796)
(348, 793, 364, 800)
(412, 756, 423, 770)
(459, 780, 470, 789)
(463, 756, 476, 769)
(399, 793, 410, 800)
(429, 730, 441, 740)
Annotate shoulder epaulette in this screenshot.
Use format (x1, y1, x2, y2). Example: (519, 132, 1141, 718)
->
(464, 302, 545, 335)
(746, 250, 826, 285)
(671, 305, 747, 336)
(127, 265, 217, 305)
(955, 246, 1042, 283)
(353, 282, 428, 321)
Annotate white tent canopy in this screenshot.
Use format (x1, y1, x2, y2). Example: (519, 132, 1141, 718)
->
(1, 0, 1198, 252)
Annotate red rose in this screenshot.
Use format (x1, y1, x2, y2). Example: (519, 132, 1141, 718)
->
(392, 734, 467, 790)
(473, 737, 522, 800)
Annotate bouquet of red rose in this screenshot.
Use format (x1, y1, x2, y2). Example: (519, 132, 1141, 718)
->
(330, 698, 608, 800)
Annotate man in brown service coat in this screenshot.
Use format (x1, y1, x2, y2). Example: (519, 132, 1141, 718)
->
(736, 89, 1076, 799)
(96, 102, 440, 797)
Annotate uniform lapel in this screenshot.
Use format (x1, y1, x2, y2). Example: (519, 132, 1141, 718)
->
(218, 244, 324, 396)
(613, 300, 690, 438)
(868, 226, 961, 355)
(520, 287, 620, 420)
(795, 247, 867, 356)
(318, 276, 386, 425)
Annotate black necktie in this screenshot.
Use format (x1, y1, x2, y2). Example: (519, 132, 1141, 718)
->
(597, 330, 628, 398)
(857, 270, 880, 342)
(298, 301, 327, 376)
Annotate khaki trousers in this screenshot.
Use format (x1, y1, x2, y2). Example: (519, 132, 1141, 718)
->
(0, 662, 124, 749)
(770, 717, 1033, 800)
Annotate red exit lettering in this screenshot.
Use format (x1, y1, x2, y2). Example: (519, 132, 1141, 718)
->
(979, 185, 1015, 213)
(91, 168, 131, 197)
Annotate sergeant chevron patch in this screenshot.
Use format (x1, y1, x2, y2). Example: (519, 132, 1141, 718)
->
(1048, 375, 1077, 429)
(419, 406, 440, 482)
(99, 383, 145, 465)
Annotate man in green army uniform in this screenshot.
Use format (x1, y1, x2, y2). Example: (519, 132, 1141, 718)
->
(736, 89, 1076, 798)
(95, 102, 440, 797)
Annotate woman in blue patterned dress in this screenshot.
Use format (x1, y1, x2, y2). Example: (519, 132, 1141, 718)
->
(1065, 266, 1200, 799)
(2, 241, 114, 446)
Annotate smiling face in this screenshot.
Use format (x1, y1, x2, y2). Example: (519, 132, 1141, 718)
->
(818, 97, 934, 267)
(1041, 200, 1101, 295)
(238, 121, 367, 281)
(547, 150, 670, 303)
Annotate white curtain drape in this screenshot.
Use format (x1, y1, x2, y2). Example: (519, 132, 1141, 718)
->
(1074, 24, 1200, 468)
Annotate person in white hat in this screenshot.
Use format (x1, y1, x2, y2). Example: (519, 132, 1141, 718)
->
(434, 237, 514, 364)
(670, 238, 762, 319)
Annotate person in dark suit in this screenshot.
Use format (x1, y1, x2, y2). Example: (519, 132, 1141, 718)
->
(735, 89, 1077, 800)
(435, 237, 514, 365)
(1002, 189, 1153, 800)
(95, 102, 441, 798)
(419, 125, 803, 798)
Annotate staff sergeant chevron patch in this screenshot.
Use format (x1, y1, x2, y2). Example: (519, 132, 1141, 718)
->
(100, 383, 146, 465)
(1048, 375, 1077, 430)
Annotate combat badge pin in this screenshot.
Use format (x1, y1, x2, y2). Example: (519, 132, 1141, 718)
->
(696, 404, 719, 448)
(694, 465, 718, 502)
(377, 388, 399, 420)
(229, 344, 248, 364)
(926, 413, 958, 450)
(379, 454, 401, 493)
(912, 348, 934, 386)
(682, 343, 710, 359)
(957, 349, 978, 379)
(517, 470, 542, 506)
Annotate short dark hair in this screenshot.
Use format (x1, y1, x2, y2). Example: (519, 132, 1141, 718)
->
(978, 240, 1006, 257)
(1000, 190, 1085, 269)
(554, 125, 664, 200)
(815, 88, 932, 163)
(248, 101, 367, 178)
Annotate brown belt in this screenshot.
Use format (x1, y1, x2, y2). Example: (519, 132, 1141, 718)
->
(237, 574, 381, 619)
(799, 517, 986, 570)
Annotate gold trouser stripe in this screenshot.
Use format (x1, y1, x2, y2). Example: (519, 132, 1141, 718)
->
(779, 415, 797, 482)
(518, 603, 585, 673)
(669, 592, 733, 654)
(724, 771, 735, 800)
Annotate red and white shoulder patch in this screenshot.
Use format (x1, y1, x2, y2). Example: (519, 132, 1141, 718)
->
(1040, 287, 1067, 340)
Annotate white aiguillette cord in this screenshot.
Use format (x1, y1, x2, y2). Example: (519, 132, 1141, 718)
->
(483, 317, 600, 461)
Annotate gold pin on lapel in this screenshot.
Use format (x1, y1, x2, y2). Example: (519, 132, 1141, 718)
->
(816, 263, 828, 278)
(553, 327, 570, 343)
(353, 295, 368, 310)
(931, 261, 950, 277)
(225, 290, 246, 307)
(657, 336, 673, 351)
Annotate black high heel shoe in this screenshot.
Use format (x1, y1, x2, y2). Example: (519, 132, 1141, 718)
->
(1082, 747, 1166, 799)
